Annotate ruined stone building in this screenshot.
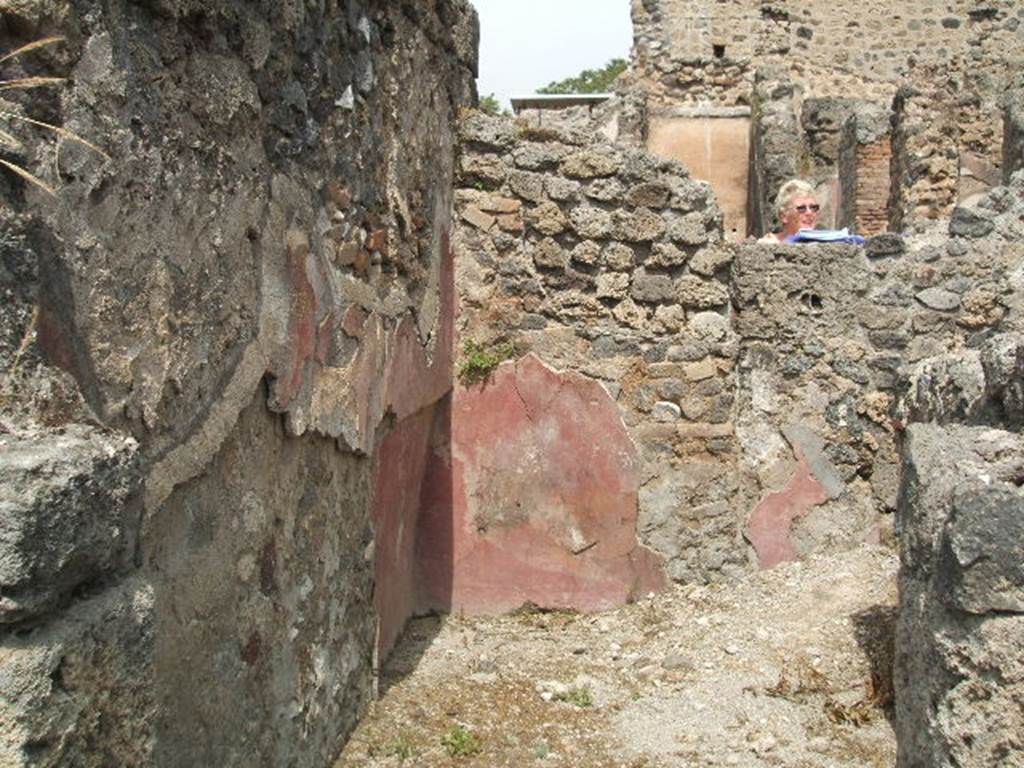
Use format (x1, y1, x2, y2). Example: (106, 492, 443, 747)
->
(1, 0, 1023, 766)
(622, 0, 1024, 239)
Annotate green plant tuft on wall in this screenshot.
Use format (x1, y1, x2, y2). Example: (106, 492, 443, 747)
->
(458, 339, 515, 385)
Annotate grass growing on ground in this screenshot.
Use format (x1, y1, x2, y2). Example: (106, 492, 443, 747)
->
(440, 723, 482, 757)
(555, 685, 593, 708)
(386, 732, 416, 762)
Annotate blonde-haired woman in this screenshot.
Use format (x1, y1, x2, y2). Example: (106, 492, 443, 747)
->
(760, 179, 820, 242)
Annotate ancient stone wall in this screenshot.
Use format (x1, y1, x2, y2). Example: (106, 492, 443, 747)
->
(894, 423, 1024, 767)
(631, 0, 1022, 109)
(0, 1, 476, 765)
(893, 292, 1024, 765)
(734, 172, 1023, 559)
(627, 1, 1022, 236)
(1007, 84, 1024, 181)
(454, 112, 742, 589)
(746, 68, 802, 237)
(453, 114, 1024, 597)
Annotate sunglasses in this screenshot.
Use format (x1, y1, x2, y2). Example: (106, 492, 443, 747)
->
(794, 204, 821, 213)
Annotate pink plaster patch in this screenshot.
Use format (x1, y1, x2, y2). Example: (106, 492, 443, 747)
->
(371, 403, 442, 659)
(273, 233, 319, 406)
(435, 353, 666, 615)
(347, 236, 456, 453)
(341, 305, 367, 339)
(745, 453, 829, 569)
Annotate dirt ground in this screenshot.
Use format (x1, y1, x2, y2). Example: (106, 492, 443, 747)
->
(336, 545, 898, 768)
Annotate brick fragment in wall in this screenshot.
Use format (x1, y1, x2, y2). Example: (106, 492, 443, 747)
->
(461, 205, 495, 231)
(477, 194, 521, 214)
(496, 212, 523, 233)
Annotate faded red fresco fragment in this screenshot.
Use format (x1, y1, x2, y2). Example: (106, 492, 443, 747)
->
(371, 403, 442, 660)
(745, 453, 830, 569)
(437, 353, 665, 615)
(275, 232, 318, 406)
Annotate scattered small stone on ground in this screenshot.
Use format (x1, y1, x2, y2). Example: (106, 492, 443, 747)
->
(336, 546, 897, 767)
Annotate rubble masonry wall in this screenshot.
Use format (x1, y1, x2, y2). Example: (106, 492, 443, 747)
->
(0, 1, 476, 765)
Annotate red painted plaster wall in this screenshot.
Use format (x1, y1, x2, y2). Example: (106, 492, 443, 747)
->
(429, 354, 666, 615)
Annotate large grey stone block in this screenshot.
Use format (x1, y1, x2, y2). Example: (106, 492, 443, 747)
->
(0, 577, 155, 768)
(0, 426, 140, 625)
(895, 424, 1024, 768)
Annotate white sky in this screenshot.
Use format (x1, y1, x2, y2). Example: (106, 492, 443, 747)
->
(470, 0, 634, 110)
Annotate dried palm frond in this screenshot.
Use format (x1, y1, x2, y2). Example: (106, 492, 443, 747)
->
(0, 35, 108, 194)
(0, 127, 21, 149)
(0, 156, 55, 195)
(0, 36, 65, 65)
(0, 110, 110, 159)
(0, 76, 66, 90)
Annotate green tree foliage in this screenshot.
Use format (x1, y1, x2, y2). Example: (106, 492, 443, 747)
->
(537, 57, 628, 95)
(477, 92, 502, 115)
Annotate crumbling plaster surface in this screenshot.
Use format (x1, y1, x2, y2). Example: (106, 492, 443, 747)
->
(442, 354, 666, 615)
(0, 0, 476, 764)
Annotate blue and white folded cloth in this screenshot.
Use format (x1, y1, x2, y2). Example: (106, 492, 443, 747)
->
(784, 227, 866, 245)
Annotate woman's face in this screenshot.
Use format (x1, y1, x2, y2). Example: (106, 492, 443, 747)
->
(781, 194, 820, 236)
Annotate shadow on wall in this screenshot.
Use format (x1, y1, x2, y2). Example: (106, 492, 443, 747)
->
(370, 397, 453, 662)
